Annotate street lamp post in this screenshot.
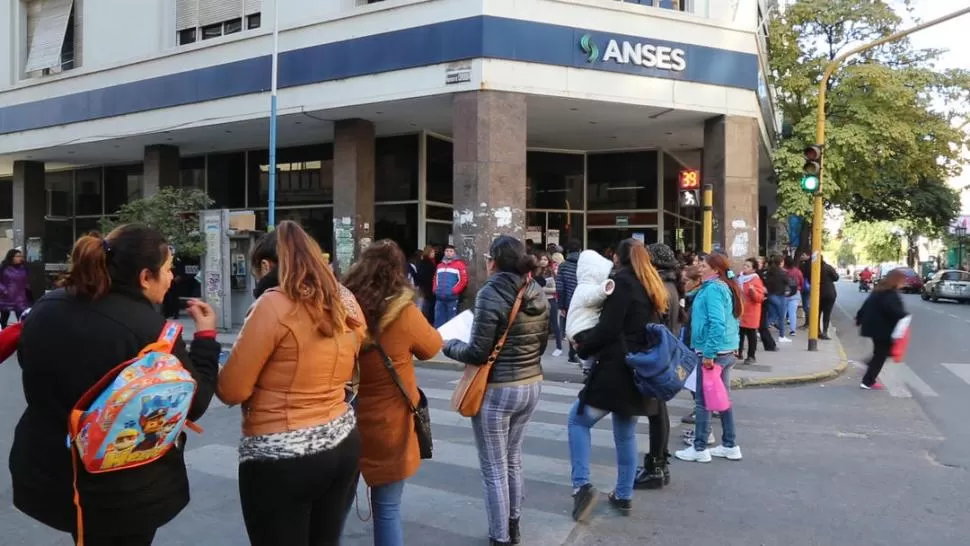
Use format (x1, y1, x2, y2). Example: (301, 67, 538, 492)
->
(956, 226, 966, 270)
(806, 6, 970, 351)
(267, 0, 280, 231)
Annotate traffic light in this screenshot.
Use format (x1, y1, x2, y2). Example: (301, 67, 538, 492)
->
(801, 145, 822, 193)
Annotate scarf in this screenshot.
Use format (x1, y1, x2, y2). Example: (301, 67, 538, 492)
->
(736, 272, 758, 287)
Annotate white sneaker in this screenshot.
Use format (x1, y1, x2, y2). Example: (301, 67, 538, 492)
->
(710, 445, 743, 461)
(778, 337, 792, 343)
(674, 446, 712, 463)
(552, 349, 563, 357)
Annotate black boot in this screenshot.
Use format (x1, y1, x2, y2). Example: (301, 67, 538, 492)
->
(633, 455, 665, 490)
(490, 540, 510, 546)
(661, 451, 671, 485)
(509, 518, 521, 545)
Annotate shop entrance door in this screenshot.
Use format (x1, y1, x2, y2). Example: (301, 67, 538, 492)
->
(524, 210, 585, 251)
(586, 226, 659, 254)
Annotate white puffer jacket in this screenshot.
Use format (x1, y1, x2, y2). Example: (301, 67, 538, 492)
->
(565, 250, 615, 341)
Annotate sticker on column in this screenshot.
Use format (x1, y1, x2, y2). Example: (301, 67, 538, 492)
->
(633, 232, 645, 243)
(493, 207, 512, 228)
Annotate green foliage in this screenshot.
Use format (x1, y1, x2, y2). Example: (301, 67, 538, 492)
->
(99, 188, 214, 258)
(840, 219, 902, 264)
(768, 0, 970, 219)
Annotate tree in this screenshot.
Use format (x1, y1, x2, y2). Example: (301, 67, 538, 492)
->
(841, 219, 902, 264)
(767, 0, 970, 245)
(99, 188, 214, 258)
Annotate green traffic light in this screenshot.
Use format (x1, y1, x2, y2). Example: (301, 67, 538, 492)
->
(801, 174, 820, 192)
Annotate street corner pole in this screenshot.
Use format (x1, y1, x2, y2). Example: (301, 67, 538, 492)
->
(805, 5, 970, 352)
(266, 0, 281, 231)
(702, 184, 713, 254)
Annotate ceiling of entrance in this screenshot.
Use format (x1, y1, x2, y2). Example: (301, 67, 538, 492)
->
(0, 93, 770, 175)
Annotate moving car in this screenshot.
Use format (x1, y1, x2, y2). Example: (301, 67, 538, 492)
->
(897, 268, 923, 294)
(921, 269, 970, 302)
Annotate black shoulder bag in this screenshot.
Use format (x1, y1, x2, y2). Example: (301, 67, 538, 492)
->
(373, 342, 433, 460)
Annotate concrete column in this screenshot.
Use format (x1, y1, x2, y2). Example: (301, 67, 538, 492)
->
(143, 144, 180, 196)
(452, 91, 527, 298)
(12, 161, 47, 294)
(332, 119, 375, 276)
(702, 115, 760, 269)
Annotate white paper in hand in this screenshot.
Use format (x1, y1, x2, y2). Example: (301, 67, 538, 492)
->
(438, 310, 474, 343)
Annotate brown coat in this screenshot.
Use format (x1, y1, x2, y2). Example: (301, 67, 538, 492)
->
(357, 290, 442, 487)
(217, 285, 366, 437)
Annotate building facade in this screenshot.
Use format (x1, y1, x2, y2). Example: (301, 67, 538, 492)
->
(0, 0, 780, 290)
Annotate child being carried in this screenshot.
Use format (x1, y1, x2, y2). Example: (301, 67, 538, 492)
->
(565, 250, 616, 375)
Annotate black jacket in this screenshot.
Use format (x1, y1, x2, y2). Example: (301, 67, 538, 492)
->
(801, 261, 840, 300)
(556, 252, 580, 314)
(443, 272, 547, 384)
(576, 267, 660, 417)
(10, 287, 220, 536)
(415, 259, 436, 300)
(763, 266, 790, 296)
(857, 289, 907, 342)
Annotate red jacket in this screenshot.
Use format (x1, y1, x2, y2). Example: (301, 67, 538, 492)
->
(739, 275, 766, 329)
(432, 259, 468, 299)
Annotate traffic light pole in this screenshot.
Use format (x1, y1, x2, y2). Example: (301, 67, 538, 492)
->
(807, 6, 970, 351)
(702, 184, 713, 253)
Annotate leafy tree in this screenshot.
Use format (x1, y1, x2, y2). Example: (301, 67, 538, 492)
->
(767, 0, 970, 252)
(99, 188, 214, 258)
(841, 219, 902, 264)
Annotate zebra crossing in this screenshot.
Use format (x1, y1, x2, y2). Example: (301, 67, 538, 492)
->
(190, 367, 697, 545)
(858, 360, 970, 398)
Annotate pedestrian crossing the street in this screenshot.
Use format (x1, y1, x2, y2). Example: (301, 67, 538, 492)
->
(859, 360, 970, 398)
(189, 369, 696, 545)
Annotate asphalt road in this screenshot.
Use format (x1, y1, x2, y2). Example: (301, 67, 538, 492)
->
(835, 278, 970, 470)
(0, 309, 967, 545)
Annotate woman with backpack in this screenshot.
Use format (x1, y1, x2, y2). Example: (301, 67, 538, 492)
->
(217, 221, 366, 546)
(10, 225, 221, 545)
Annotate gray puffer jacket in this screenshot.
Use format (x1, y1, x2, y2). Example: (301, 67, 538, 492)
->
(443, 272, 548, 384)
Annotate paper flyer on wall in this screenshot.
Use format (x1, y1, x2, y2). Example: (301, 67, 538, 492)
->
(437, 310, 474, 344)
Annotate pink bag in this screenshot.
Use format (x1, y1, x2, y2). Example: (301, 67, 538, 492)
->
(702, 364, 731, 412)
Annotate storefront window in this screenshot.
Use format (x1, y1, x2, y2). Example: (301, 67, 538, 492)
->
(426, 136, 453, 204)
(375, 135, 419, 202)
(662, 153, 681, 213)
(375, 204, 418, 256)
(586, 151, 659, 211)
(586, 228, 659, 254)
(548, 212, 584, 250)
(75, 168, 102, 215)
(0, 178, 12, 219)
(179, 156, 205, 191)
(104, 164, 143, 213)
(46, 171, 73, 217)
(248, 145, 333, 208)
(255, 207, 334, 251)
(426, 205, 452, 222)
(44, 219, 73, 263)
(526, 152, 583, 210)
(75, 217, 103, 238)
(425, 222, 451, 248)
(208, 152, 246, 209)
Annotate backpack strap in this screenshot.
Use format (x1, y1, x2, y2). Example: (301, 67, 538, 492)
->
(135, 321, 182, 359)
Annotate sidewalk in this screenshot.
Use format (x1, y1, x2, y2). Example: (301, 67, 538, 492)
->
(181, 318, 848, 388)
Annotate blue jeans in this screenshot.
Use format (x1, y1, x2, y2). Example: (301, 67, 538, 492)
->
(548, 298, 562, 350)
(767, 294, 786, 335)
(371, 480, 406, 546)
(801, 291, 811, 325)
(694, 354, 737, 451)
(434, 297, 458, 328)
(785, 294, 799, 334)
(567, 401, 638, 501)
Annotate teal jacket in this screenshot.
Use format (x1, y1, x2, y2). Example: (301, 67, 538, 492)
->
(690, 278, 740, 358)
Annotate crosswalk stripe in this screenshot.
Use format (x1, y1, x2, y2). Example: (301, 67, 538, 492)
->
(891, 363, 939, 397)
(941, 363, 970, 385)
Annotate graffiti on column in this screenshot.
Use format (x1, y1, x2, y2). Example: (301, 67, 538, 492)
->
(334, 217, 355, 275)
(730, 219, 750, 258)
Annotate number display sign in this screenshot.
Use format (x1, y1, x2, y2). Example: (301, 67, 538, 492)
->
(678, 169, 700, 190)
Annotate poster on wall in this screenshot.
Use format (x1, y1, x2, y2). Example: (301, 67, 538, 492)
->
(525, 226, 543, 243)
(546, 229, 560, 247)
(632, 232, 645, 243)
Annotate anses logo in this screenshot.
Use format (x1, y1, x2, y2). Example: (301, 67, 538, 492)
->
(579, 34, 599, 63)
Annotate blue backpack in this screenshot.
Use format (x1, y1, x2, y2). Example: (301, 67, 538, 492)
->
(625, 323, 699, 401)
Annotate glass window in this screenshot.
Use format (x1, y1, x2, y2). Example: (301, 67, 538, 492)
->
(247, 13, 261, 29)
(426, 205, 452, 222)
(662, 153, 681, 213)
(178, 28, 196, 45)
(104, 164, 143, 213)
(255, 208, 334, 251)
(208, 152, 246, 209)
(375, 135, 419, 202)
(179, 156, 205, 191)
(75, 217, 103, 238)
(375, 204, 418, 256)
(224, 18, 242, 34)
(425, 222, 452, 247)
(426, 136, 453, 204)
(547, 212, 584, 250)
(526, 152, 583, 210)
(0, 179, 12, 219)
(586, 151, 659, 211)
(75, 168, 102, 215)
(44, 219, 73, 263)
(46, 171, 73, 217)
(586, 228, 659, 254)
(201, 23, 222, 40)
(248, 145, 333, 208)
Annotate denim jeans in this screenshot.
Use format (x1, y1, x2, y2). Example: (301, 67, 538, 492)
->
(567, 401, 638, 501)
(434, 298, 459, 328)
(767, 294, 787, 335)
(785, 294, 800, 334)
(801, 291, 811, 325)
(548, 298, 562, 350)
(694, 354, 737, 451)
(371, 480, 406, 546)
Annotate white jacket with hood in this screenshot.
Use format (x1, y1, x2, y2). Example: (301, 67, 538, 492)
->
(565, 250, 615, 341)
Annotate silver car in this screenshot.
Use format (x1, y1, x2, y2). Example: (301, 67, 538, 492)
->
(921, 269, 970, 303)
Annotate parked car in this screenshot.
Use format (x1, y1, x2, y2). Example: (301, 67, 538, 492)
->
(921, 269, 970, 302)
(897, 268, 923, 293)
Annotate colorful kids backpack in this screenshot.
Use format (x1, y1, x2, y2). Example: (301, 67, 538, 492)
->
(68, 321, 201, 474)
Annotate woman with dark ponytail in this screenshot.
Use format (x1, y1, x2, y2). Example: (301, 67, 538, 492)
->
(11, 224, 221, 545)
(443, 235, 548, 546)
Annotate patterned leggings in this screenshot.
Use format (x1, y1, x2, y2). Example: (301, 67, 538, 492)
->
(471, 381, 542, 543)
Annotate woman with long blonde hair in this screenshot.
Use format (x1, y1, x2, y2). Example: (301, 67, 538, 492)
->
(218, 220, 366, 546)
(567, 238, 670, 521)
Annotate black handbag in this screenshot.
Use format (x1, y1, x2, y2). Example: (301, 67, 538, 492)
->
(373, 342, 433, 460)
